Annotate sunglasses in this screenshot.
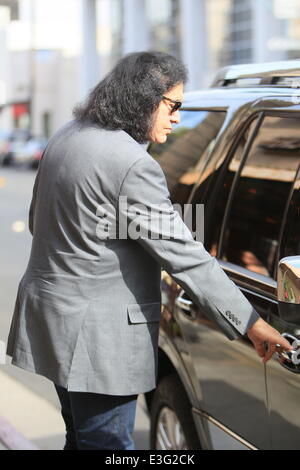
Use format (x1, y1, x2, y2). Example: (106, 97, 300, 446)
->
(162, 96, 182, 114)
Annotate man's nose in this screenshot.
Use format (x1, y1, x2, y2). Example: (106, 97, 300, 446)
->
(171, 109, 180, 124)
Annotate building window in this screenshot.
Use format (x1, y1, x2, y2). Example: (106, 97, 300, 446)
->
(146, 0, 180, 56)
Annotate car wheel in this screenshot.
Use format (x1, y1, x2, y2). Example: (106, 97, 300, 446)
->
(150, 374, 201, 450)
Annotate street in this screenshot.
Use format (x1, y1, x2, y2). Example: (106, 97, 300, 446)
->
(0, 166, 150, 450)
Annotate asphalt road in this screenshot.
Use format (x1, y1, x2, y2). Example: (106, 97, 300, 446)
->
(0, 165, 150, 450)
(0, 166, 56, 395)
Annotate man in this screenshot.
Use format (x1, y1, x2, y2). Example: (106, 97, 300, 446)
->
(6, 51, 292, 450)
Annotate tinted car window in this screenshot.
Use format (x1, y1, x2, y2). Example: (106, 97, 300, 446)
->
(190, 116, 258, 256)
(220, 115, 300, 279)
(150, 110, 226, 205)
(280, 171, 300, 259)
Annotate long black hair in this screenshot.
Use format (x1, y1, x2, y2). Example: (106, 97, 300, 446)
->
(73, 51, 188, 143)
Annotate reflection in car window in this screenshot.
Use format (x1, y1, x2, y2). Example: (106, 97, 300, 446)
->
(149, 111, 226, 205)
(221, 116, 300, 279)
(192, 118, 258, 257)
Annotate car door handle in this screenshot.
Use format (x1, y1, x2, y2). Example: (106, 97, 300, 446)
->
(175, 293, 197, 320)
(276, 333, 300, 372)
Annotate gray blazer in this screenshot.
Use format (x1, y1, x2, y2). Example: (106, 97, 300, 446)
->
(6, 120, 259, 395)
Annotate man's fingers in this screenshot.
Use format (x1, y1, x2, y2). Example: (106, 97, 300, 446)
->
(276, 337, 293, 351)
(255, 342, 266, 358)
(262, 343, 277, 363)
(262, 339, 293, 364)
(247, 317, 294, 362)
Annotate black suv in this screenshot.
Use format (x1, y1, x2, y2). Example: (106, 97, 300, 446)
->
(146, 60, 300, 450)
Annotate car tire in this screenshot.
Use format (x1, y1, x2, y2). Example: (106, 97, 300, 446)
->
(150, 373, 201, 450)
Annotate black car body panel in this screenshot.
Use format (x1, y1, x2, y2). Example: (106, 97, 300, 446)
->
(147, 60, 300, 450)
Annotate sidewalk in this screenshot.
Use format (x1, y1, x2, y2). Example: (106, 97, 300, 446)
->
(0, 369, 150, 450)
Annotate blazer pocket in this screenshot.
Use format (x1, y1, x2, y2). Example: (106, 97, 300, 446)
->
(127, 302, 161, 324)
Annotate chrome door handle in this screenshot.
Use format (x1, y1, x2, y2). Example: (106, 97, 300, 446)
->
(175, 292, 196, 320)
(276, 333, 300, 371)
(175, 295, 193, 312)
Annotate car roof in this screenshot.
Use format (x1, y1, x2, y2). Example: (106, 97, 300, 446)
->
(182, 87, 300, 109)
(212, 59, 300, 85)
(183, 59, 300, 109)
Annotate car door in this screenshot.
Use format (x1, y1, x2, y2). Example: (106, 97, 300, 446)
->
(174, 109, 300, 449)
(177, 112, 271, 450)
(266, 167, 300, 450)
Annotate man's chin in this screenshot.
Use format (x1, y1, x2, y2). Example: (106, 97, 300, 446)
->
(158, 135, 168, 144)
(149, 134, 168, 144)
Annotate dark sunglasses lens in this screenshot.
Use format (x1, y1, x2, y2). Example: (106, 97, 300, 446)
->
(172, 102, 182, 113)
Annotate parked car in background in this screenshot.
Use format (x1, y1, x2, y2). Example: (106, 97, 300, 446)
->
(12, 136, 47, 168)
(0, 130, 46, 168)
(1, 129, 32, 166)
(0, 130, 11, 165)
(145, 60, 300, 450)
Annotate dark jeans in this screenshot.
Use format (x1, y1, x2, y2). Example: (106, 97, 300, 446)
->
(54, 384, 138, 450)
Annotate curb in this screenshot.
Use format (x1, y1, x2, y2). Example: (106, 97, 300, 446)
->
(0, 416, 39, 450)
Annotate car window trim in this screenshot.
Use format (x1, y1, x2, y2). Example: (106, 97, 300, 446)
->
(252, 98, 300, 114)
(275, 163, 300, 276)
(277, 164, 300, 265)
(185, 109, 238, 208)
(217, 111, 265, 258)
(219, 260, 277, 300)
(218, 110, 300, 280)
(181, 106, 228, 112)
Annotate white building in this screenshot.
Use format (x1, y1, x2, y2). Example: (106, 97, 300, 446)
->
(0, 0, 300, 137)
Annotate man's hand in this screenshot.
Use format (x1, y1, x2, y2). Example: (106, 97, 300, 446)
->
(247, 317, 293, 363)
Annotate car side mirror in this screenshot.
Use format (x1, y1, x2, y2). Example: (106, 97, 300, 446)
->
(277, 256, 300, 320)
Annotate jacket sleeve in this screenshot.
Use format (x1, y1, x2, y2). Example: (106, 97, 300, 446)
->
(118, 155, 260, 340)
